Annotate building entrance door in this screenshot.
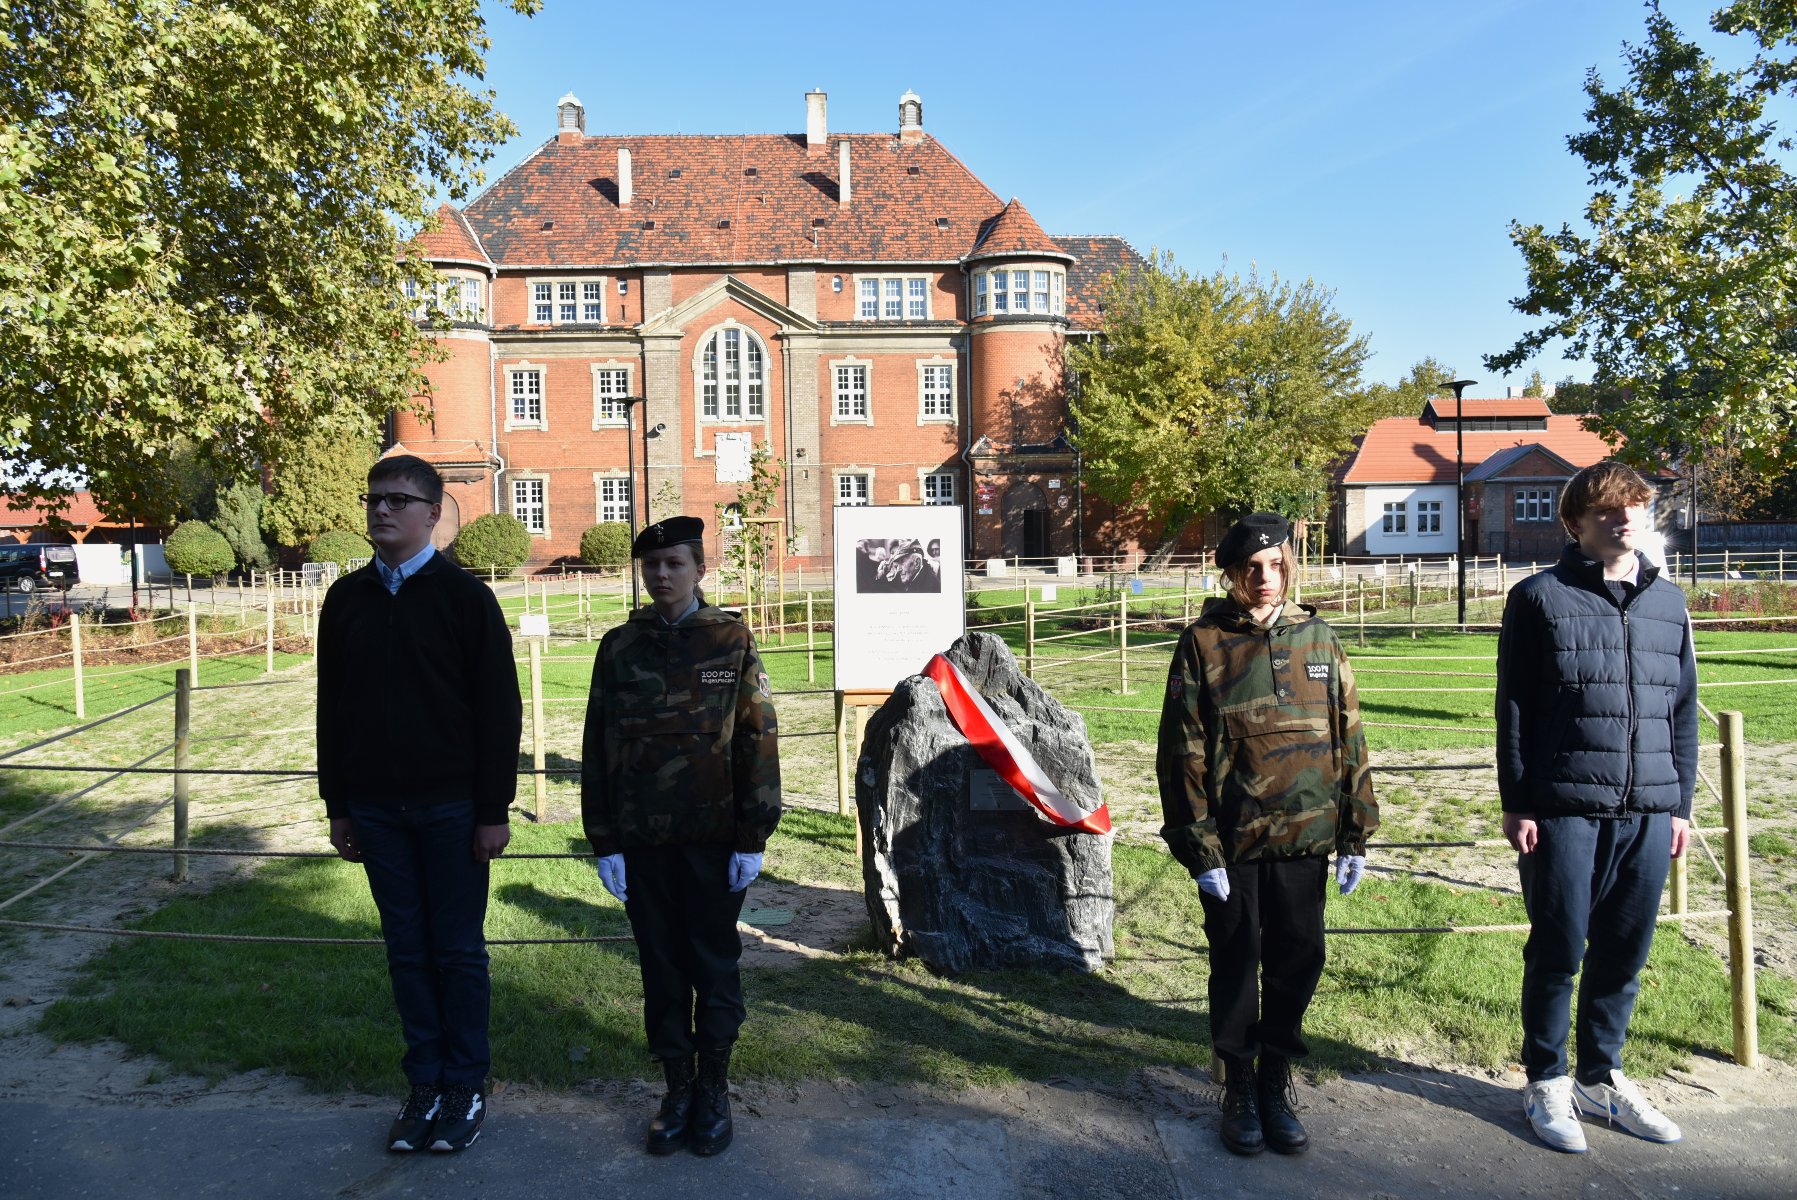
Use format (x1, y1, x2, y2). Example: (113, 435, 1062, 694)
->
(1022, 510, 1049, 562)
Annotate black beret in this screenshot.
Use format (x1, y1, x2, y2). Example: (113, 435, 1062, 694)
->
(632, 515, 705, 558)
(1215, 512, 1291, 570)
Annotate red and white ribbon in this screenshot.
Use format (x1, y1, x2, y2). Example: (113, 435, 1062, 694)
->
(923, 653, 1112, 836)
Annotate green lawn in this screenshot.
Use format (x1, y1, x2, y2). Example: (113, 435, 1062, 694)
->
(38, 812, 1795, 1093)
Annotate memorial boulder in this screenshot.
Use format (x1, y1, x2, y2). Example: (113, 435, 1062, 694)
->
(855, 632, 1113, 973)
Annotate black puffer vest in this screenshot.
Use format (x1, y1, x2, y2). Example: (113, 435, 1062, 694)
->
(1504, 545, 1690, 816)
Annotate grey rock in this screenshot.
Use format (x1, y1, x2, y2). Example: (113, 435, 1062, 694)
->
(856, 631, 1114, 973)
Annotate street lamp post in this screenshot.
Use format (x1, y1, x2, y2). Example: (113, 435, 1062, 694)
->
(1445, 379, 1478, 630)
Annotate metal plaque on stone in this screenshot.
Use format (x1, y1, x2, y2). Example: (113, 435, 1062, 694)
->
(968, 768, 1031, 813)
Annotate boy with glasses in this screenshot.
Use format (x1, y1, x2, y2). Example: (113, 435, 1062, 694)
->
(318, 455, 522, 1153)
(1497, 460, 1695, 1153)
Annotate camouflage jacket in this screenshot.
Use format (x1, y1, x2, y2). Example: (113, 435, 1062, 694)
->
(581, 604, 781, 856)
(1156, 598, 1376, 874)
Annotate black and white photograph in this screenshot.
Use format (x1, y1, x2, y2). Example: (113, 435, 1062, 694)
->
(855, 536, 942, 594)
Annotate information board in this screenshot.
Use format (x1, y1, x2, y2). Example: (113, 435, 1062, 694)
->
(832, 505, 966, 691)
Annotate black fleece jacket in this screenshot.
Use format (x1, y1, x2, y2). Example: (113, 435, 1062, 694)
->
(316, 552, 522, 825)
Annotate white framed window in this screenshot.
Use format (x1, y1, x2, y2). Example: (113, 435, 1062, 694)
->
(507, 366, 545, 429)
(1381, 502, 1407, 535)
(1416, 500, 1442, 534)
(1051, 272, 1064, 314)
(1010, 270, 1029, 313)
(594, 475, 632, 524)
(697, 326, 766, 421)
(974, 273, 988, 316)
(592, 365, 632, 427)
(836, 472, 870, 506)
(833, 363, 869, 422)
(854, 274, 931, 321)
(923, 471, 956, 505)
(512, 477, 548, 535)
(982, 267, 1066, 316)
(1515, 487, 1556, 522)
(529, 277, 604, 325)
(919, 361, 955, 422)
(1033, 271, 1050, 313)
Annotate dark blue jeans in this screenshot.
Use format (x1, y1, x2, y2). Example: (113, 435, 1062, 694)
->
(1519, 811, 1672, 1083)
(350, 800, 492, 1089)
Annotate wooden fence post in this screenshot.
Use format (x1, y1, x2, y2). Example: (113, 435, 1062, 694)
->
(187, 602, 198, 685)
(70, 612, 85, 720)
(172, 668, 191, 883)
(834, 692, 850, 817)
(1721, 710, 1758, 1067)
(1669, 852, 1687, 916)
(1118, 593, 1129, 694)
(1410, 569, 1420, 640)
(806, 591, 816, 685)
(1025, 597, 1036, 679)
(265, 583, 276, 673)
(1356, 576, 1365, 648)
(528, 636, 547, 822)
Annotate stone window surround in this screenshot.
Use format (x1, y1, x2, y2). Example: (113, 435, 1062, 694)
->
(504, 361, 547, 432)
(830, 356, 872, 425)
(692, 319, 771, 427)
(511, 473, 550, 537)
(918, 467, 957, 505)
(853, 273, 933, 321)
(591, 361, 636, 429)
(592, 471, 633, 524)
(527, 275, 607, 326)
(916, 357, 956, 424)
(833, 466, 875, 506)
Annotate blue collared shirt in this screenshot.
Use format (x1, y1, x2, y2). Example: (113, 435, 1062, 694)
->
(658, 596, 701, 626)
(374, 543, 435, 594)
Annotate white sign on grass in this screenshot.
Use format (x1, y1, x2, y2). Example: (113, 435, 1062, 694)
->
(833, 505, 965, 691)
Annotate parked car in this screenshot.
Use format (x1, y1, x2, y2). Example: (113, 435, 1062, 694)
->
(0, 543, 77, 593)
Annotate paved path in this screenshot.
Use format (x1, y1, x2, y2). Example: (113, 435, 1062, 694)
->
(6, 1063, 1791, 1200)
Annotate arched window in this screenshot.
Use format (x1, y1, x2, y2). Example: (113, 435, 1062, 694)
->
(698, 326, 766, 420)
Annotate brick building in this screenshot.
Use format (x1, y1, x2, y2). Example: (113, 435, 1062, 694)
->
(401, 89, 1143, 570)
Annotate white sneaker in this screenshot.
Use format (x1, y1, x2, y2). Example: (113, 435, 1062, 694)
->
(1524, 1076, 1589, 1153)
(1575, 1070, 1682, 1143)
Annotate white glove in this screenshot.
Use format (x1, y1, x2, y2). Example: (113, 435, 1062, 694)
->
(1195, 868, 1230, 902)
(727, 851, 763, 893)
(1336, 854, 1366, 896)
(595, 853, 627, 903)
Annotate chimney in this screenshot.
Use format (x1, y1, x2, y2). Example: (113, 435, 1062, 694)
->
(556, 92, 585, 142)
(898, 90, 923, 140)
(618, 147, 633, 206)
(806, 89, 827, 152)
(839, 139, 851, 208)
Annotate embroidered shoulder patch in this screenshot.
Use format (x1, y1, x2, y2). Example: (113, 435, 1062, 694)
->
(1306, 662, 1331, 682)
(757, 671, 771, 698)
(1168, 675, 1185, 700)
(701, 668, 738, 686)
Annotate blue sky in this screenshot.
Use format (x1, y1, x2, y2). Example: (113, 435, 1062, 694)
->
(473, 0, 1732, 392)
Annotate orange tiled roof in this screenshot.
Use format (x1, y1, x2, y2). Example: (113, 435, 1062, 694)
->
(463, 133, 1005, 267)
(414, 203, 491, 266)
(1, 490, 118, 530)
(966, 198, 1073, 263)
(1424, 396, 1553, 420)
(1341, 414, 1618, 485)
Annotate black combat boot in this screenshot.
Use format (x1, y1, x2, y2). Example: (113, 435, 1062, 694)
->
(690, 1046, 734, 1156)
(1257, 1055, 1310, 1154)
(646, 1054, 696, 1155)
(1219, 1059, 1265, 1155)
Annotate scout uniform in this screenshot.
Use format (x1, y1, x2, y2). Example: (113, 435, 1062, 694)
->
(1156, 512, 1376, 1157)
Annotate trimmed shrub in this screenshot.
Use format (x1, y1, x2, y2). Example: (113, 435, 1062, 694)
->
(307, 530, 373, 570)
(163, 520, 234, 578)
(454, 513, 532, 575)
(579, 522, 632, 570)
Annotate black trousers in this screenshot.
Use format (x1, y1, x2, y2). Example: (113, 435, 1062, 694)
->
(623, 843, 748, 1059)
(1198, 856, 1328, 1066)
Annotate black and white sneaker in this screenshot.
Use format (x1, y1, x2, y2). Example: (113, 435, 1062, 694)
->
(429, 1084, 485, 1152)
(387, 1083, 441, 1152)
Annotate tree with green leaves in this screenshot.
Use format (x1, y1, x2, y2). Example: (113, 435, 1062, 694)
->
(0, 0, 539, 520)
(210, 478, 273, 570)
(1488, 0, 1797, 473)
(1067, 254, 1370, 547)
(260, 430, 375, 550)
(1356, 357, 1460, 423)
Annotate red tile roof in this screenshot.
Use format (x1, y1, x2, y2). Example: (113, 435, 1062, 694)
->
(1341, 414, 1619, 485)
(966, 198, 1073, 263)
(414, 203, 491, 266)
(1, 490, 120, 531)
(463, 133, 1004, 267)
(1424, 396, 1553, 420)
(1055, 235, 1147, 327)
